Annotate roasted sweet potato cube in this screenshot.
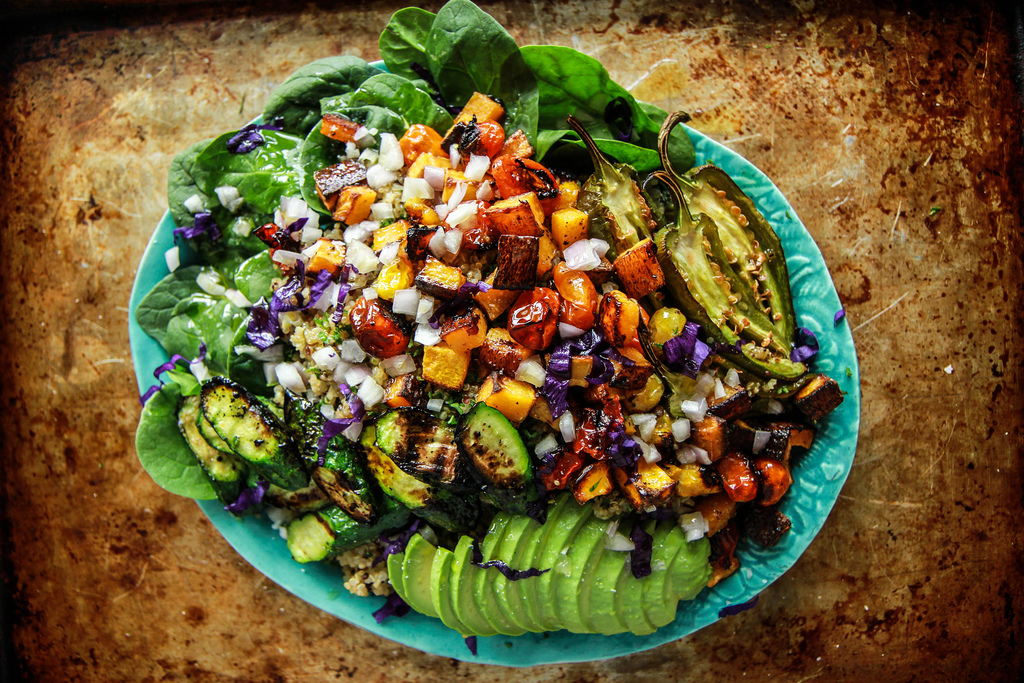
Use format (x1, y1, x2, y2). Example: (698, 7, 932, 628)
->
(406, 152, 452, 179)
(611, 460, 676, 511)
(332, 186, 377, 225)
(314, 159, 368, 211)
(320, 113, 361, 142)
(475, 270, 520, 321)
(550, 207, 589, 250)
(707, 385, 752, 421)
(707, 553, 741, 588)
(493, 235, 539, 290)
(453, 92, 505, 126)
(384, 374, 423, 408)
(422, 342, 471, 390)
(484, 193, 544, 237)
(740, 504, 792, 548)
(499, 129, 534, 158)
(404, 198, 441, 226)
(537, 229, 557, 278)
(573, 462, 614, 504)
(608, 347, 654, 390)
(691, 415, 728, 462)
(372, 219, 410, 251)
(414, 256, 466, 299)
(694, 492, 737, 536)
(666, 463, 723, 498)
(406, 225, 437, 262)
(479, 328, 531, 375)
(569, 355, 593, 388)
(794, 374, 844, 422)
(305, 239, 346, 277)
(476, 372, 536, 424)
(440, 306, 487, 352)
(587, 257, 616, 286)
(613, 238, 665, 299)
(398, 124, 444, 166)
(442, 170, 483, 204)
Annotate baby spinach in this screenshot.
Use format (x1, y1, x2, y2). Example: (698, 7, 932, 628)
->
(379, 7, 436, 81)
(233, 251, 280, 303)
(345, 73, 454, 132)
(425, 0, 538, 141)
(263, 56, 384, 135)
(135, 266, 204, 346)
(135, 382, 217, 500)
(168, 138, 216, 228)
(227, 323, 272, 396)
(193, 130, 304, 214)
(163, 292, 249, 375)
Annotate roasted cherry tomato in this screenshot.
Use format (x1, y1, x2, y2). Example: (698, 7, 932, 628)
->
(717, 452, 758, 503)
(597, 290, 643, 350)
(476, 120, 506, 158)
(508, 287, 560, 351)
(490, 155, 559, 206)
(398, 124, 444, 166)
(753, 458, 793, 506)
(553, 262, 598, 330)
(350, 297, 411, 359)
(540, 448, 585, 490)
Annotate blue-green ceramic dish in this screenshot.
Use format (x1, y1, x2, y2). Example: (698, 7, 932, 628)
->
(128, 123, 860, 666)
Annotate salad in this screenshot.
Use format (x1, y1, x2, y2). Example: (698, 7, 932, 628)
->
(133, 0, 846, 647)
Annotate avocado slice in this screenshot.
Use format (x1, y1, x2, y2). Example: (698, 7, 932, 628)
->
(400, 533, 439, 618)
(430, 547, 473, 636)
(573, 519, 616, 634)
(613, 549, 657, 636)
(585, 542, 631, 634)
(640, 520, 687, 628)
(469, 512, 528, 635)
(452, 535, 498, 636)
(534, 495, 593, 631)
(552, 514, 608, 633)
(503, 515, 546, 633)
(516, 498, 566, 630)
(491, 514, 540, 632)
(387, 550, 407, 603)
(668, 535, 713, 603)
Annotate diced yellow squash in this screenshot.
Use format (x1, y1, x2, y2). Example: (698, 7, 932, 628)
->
(555, 181, 580, 210)
(694, 492, 737, 536)
(612, 459, 676, 511)
(499, 129, 534, 158)
(404, 197, 441, 226)
(537, 229, 558, 278)
(373, 256, 415, 301)
(474, 270, 520, 321)
(478, 327, 531, 375)
(573, 462, 614, 505)
(613, 238, 666, 299)
(423, 342, 471, 390)
(551, 207, 589, 250)
(372, 219, 410, 251)
(442, 170, 484, 204)
(568, 355, 593, 388)
(305, 239, 345, 277)
(665, 463, 723, 498)
(399, 124, 444, 166)
(484, 192, 545, 237)
(476, 372, 537, 424)
(454, 92, 505, 126)
(414, 256, 466, 299)
(440, 306, 487, 352)
(407, 152, 452, 180)
(332, 185, 377, 225)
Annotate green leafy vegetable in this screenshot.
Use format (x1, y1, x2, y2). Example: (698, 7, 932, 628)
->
(233, 251, 280, 303)
(163, 292, 249, 374)
(168, 138, 216, 229)
(193, 130, 304, 214)
(135, 266, 203, 345)
(135, 382, 217, 500)
(345, 73, 454, 132)
(263, 56, 384, 135)
(379, 7, 437, 81)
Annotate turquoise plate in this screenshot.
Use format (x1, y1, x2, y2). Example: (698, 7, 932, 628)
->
(128, 124, 860, 666)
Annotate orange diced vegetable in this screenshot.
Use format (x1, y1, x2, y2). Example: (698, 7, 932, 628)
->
(373, 257, 415, 301)
(551, 207, 589, 250)
(476, 372, 537, 424)
(440, 306, 487, 352)
(442, 170, 484, 204)
(384, 374, 422, 408)
(573, 462, 614, 504)
(350, 297, 411, 359)
(332, 186, 377, 225)
(305, 239, 345, 277)
(453, 92, 505, 126)
(372, 219, 410, 251)
(404, 198, 441, 226)
(597, 290, 643, 350)
(475, 270, 520, 321)
(320, 113, 361, 142)
(422, 342, 471, 390)
(414, 256, 466, 299)
(407, 152, 452, 180)
(478, 327, 531, 375)
(484, 192, 544, 237)
(554, 181, 580, 210)
(499, 130, 534, 159)
(613, 238, 665, 299)
(399, 124, 444, 166)
(493, 234, 539, 290)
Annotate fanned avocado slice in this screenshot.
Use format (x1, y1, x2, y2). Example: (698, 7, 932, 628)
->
(586, 542, 631, 635)
(452, 536, 498, 637)
(614, 551, 656, 636)
(503, 515, 546, 633)
(491, 515, 538, 632)
(517, 498, 566, 630)
(640, 520, 687, 628)
(573, 519, 613, 634)
(473, 513, 527, 636)
(553, 514, 608, 633)
(400, 533, 439, 619)
(534, 496, 593, 631)
(387, 551, 406, 603)
(430, 547, 473, 637)
(668, 535, 712, 602)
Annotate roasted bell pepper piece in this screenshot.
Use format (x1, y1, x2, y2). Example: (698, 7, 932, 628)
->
(507, 288, 559, 351)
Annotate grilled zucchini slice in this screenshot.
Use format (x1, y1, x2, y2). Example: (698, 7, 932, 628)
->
(177, 395, 247, 504)
(374, 408, 466, 487)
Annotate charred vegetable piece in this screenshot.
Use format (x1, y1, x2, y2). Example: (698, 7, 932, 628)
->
(285, 495, 410, 564)
(332, 185, 377, 225)
(707, 521, 741, 586)
(200, 378, 306, 490)
(264, 482, 331, 513)
(320, 113, 362, 142)
(608, 347, 655, 390)
(753, 458, 793, 506)
(476, 372, 537, 424)
(372, 220, 411, 251)
(494, 235, 540, 290)
(613, 238, 665, 300)
(694, 491, 737, 537)
(178, 395, 247, 504)
(611, 459, 676, 511)
(305, 239, 346, 277)
(375, 408, 466, 488)
(384, 374, 423, 408)
(706, 385, 752, 421)
(415, 256, 467, 299)
(350, 297, 411, 359)
(441, 306, 488, 352)
(739, 504, 792, 548)
(664, 463, 722, 498)
(475, 270, 520, 321)
(422, 342, 472, 390)
(716, 452, 758, 503)
(490, 157, 559, 210)
(598, 290, 642, 350)
(690, 415, 728, 462)
(314, 159, 368, 212)
(793, 374, 844, 422)
(508, 288, 560, 351)
(456, 403, 534, 513)
(485, 192, 545, 237)
(573, 461, 614, 505)
(479, 327, 531, 376)
(553, 263, 598, 330)
(406, 225, 438, 262)
(500, 129, 534, 158)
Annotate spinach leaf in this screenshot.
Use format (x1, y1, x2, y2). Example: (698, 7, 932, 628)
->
(263, 56, 384, 135)
(164, 292, 249, 374)
(425, 0, 538, 140)
(193, 130, 304, 214)
(379, 7, 436, 81)
(561, 138, 661, 173)
(346, 73, 454, 132)
(135, 382, 217, 500)
(135, 266, 203, 346)
(233, 251, 280, 303)
(320, 97, 410, 135)
(534, 128, 573, 160)
(168, 138, 216, 228)
(227, 323, 271, 396)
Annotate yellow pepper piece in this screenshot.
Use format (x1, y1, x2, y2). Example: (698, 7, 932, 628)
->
(373, 256, 414, 301)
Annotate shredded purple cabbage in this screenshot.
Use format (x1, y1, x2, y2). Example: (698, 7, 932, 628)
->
(315, 417, 358, 462)
(629, 524, 653, 579)
(525, 485, 550, 526)
(427, 280, 491, 329)
(329, 283, 353, 324)
(469, 538, 549, 580)
(245, 298, 281, 350)
(719, 595, 759, 618)
(710, 338, 744, 355)
(224, 480, 269, 513)
(663, 322, 712, 378)
(152, 354, 190, 378)
(464, 636, 478, 656)
(305, 269, 335, 309)
(607, 425, 640, 469)
(372, 593, 411, 624)
(141, 343, 208, 404)
(173, 212, 221, 242)
(226, 119, 284, 154)
(541, 328, 607, 417)
(587, 356, 615, 385)
(139, 384, 161, 406)
(374, 519, 423, 567)
(834, 307, 846, 326)
(338, 382, 366, 420)
(789, 327, 820, 362)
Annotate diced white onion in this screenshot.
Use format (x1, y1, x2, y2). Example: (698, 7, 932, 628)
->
(346, 240, 380, 274)
(183, 194, 205, 214)
(383, 354, 417, 376)
(631, 413, 657, 442)
(392, 288, 421, 316)
(367, 164, 398, 190)
(434, 203, 451, 221)
(352, 125, 372, 145)
(342, 421, 364, 442)
(301, 225, 322, 244)
(753, 430, 772, 454)
(402, 177, 434, 202)
(534, 434, 559, 456)
(444, 228, 463, 255)
(224, 289, 252, 309)
(340, 339, 366, 363)
(263, 362, 278, 384)
(271, 250, 308, 267)
(275, 363, 306, 393)
(563, 239, 601, 271)
(464, 154, 490, 182)
(449, 144, 461, 168)
(636, 436, 661, 463)
(311, 346, 341, 371)
(714, 378, 727, 399)
(377, 133, 404, 172)
(281, 196, 308, 221)
(446, 181, 468, 210)
(344, 364, 370, 387)
(724, 368, 741, 388)
(332, 360, 352, 384)
(378, 240, 401, 266)
(446, 201, 477, 228)
(558, 411, 576, 443)
(475, 180, 494, 201)
(370, 202, 394, 221)
(357, 377, 386, 408)
(515, 356, 546, 388)
(423, 165, 446, 191)
(766, 399, 784, 415)
(214, 185, 244, 213)
(416, 296, 435, 324)
(232, 217, 254, 237)
(301, 241, 322, 258)
(319, 403, 336, 419)
(604, 532, 635, 552)
(679, 512, 709, 542)
(196, 270, 226, 296)
(363, 287, 379, 300)
(426, 398, 444, 412)
(679, 444, 711, 466)
(236, 344, 284, 363)
(601, 282, 617, 294)
(605, 519, 620, 537)
(590, 239, 611, 258)
(414, 324, 442, 346)
(671, 418, 691, 443)
(312, 283, 337, 312)
(559, 322, 585, 339)
(164, 246, 180, 272)
(345, 141, 359, 158)
(680, 397, 708, 423)
(428, 228, 447, 258)
(343, 221, 376, 244)
(189, 360, 210, 383)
